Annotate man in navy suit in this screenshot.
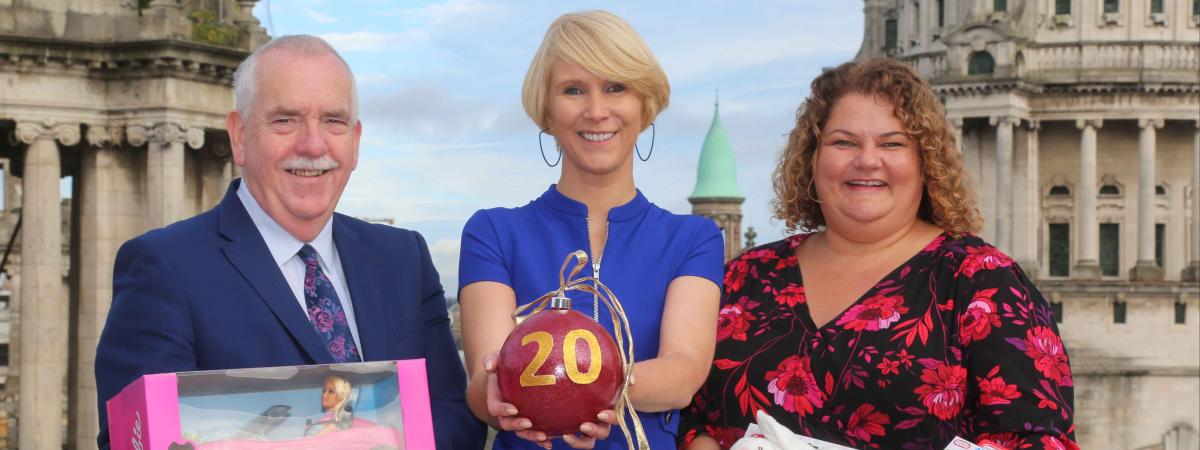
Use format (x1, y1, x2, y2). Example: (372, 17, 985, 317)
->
(95, 35, 485, 449)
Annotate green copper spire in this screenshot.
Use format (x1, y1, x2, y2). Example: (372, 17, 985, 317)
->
(689, 93, 744, 200)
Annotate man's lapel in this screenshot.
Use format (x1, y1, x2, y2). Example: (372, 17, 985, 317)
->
(333, 215, 391, 361)
(216, 181, 335, 365)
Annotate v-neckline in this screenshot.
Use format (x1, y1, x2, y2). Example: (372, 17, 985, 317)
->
(789, 232, 945, 332)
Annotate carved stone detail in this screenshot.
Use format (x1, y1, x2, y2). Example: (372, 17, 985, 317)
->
(1076, 118, 1104, 130)
(14, 120, 81, 146)
(151, 122, 186, 146)
(186, 127, 205, 150)
(85, 125, 123, 147)
(125, 124, 150, 147)
(1138, 117, 1166, 129)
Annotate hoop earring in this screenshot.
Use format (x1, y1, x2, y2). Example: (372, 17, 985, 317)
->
(635, 122, 655, 162)
(538, 129, 561, 167)
(806, 175, 823, 204)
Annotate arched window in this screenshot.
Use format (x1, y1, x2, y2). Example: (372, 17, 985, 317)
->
(1049, 185, 1071, 196)
(1099, 184, 1121, 196)
(968, 51, 995, 75)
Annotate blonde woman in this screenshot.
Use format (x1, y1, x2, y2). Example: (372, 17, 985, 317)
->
(459, 10, 723, 450)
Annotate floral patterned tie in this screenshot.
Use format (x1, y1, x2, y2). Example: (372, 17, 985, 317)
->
(299, 244, 361, 363)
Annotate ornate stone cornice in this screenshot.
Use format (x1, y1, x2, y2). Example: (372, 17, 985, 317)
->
(1138, 117, 1165, 129)
(186, 127, 205, 149)
(989, 115, 1019, 127)
(14, 120, 81, 146)
(151, 122, 186, 145)
(123, 122, 205, 149)
(125, 124, 149, 147)
(0, 37, 250, 84)
(85, 124, 122, 147)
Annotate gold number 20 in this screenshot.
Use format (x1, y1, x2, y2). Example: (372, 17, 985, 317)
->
(519, 329, 603, 387)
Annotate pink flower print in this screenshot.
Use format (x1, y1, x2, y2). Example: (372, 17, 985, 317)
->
(876, 358, 900, 376)
(304, 269, 317, 295)
(957, 245, 1013, 278)
(725, 258, 751, 293)
(913, 362, 966, 420)
(1024, 326, 1072, 386)
(765, 355, 825, 416)
(776, 284, 806, 308)
(717, 299, 755, 342)
(959, 288, 1001, 345)
(328, 335, 346, 359)
(845, 403, 889, 443)
(836, 294, 908, 331)
(978, 375, 1021, 406)
(312, 310, 335, 333)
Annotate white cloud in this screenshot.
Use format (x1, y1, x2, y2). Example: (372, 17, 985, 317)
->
(302, 8, 336, 23)
(382, 0, 505, 24)
(319, 30, 429, 52)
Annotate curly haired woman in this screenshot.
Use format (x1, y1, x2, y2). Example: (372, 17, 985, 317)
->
(678, 58, 1076, 450)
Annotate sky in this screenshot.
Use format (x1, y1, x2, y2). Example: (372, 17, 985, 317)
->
(250, 0, 866, 292)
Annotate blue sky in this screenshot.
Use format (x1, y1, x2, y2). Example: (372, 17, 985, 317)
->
(251, 0, 865, 291)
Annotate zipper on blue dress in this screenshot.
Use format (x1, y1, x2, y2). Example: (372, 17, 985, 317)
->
(585, 216, 609, 322)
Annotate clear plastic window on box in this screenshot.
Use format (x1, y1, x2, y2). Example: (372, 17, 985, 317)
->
(107, 359, 436, 450)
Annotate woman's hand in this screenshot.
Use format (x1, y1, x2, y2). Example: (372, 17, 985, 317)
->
(686, 434, 722, 450)
(560, 410, 616, 449)
(483, 353, 554, 448)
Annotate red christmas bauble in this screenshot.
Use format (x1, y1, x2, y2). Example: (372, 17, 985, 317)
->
(497, 308, 624, 437)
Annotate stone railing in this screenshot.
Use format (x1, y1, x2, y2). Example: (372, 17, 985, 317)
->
(904, 41, 1199, 85)
(1022, 42, 1198, 77)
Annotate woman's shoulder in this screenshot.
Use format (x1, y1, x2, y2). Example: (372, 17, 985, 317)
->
(464, 200, 542, 229)
(922, 233, 1038, 290)
(729, 233, 810, 265)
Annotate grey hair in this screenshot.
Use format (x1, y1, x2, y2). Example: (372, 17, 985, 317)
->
(232, 34, 359, 121)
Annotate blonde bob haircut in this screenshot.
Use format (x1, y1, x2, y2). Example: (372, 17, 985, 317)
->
(522, 10, 670, 131)
(325, 374, 352, 419)
(771, 58, 983, 237)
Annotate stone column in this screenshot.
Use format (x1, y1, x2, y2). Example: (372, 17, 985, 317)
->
(14, 120, 78, 450)
(991, 115, 1016, 252)
(950, 117, 964, 153)
(1013, 120, 1041, 278)
(1131, 118, 1165, 281)
(72, 124, 126, 450)
(1074, 119, 1103, 279)
(134, 123, 204, 229)
(1184, 121, 1200, 281)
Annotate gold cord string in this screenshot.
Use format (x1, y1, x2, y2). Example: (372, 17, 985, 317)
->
(511, 250, 650, 450)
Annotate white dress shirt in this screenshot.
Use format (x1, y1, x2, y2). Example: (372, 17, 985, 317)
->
(237, 182, 363, 353)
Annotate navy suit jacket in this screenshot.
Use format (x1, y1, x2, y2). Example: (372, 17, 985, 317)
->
(95, 180, 485, 449)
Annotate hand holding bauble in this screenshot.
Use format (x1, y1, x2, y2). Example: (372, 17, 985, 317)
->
(496, 297, 624, 437)
(495, 250, 649, 449)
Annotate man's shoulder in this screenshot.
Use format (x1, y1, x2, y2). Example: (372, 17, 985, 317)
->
(127, 206, 223, 251)
(333, 214, 427, 255)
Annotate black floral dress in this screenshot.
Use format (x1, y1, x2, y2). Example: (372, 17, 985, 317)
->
(678, 233, 1077, 450)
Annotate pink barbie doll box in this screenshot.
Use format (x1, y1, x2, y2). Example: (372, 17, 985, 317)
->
(106, 359, 434, 450)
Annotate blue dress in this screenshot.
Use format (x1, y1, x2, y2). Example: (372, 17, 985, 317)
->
(459, 184, 725, 450)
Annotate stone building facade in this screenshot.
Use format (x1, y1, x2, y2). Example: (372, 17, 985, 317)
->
(0, 1, 265, 448)
(857, 1, 1200, 449)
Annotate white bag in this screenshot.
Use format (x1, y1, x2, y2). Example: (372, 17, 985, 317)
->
(729, 410, 856, 450)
